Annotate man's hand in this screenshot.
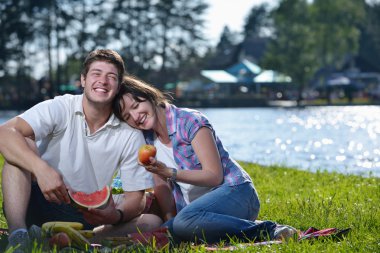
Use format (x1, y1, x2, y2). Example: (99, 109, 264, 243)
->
(34, 164, 70, 205)
(80, 197, 120, 225)
(80, 190, 146, 226)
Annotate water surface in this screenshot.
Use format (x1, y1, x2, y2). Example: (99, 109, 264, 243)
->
(1, 106, 379, 177)
(199, 106, 380, 177)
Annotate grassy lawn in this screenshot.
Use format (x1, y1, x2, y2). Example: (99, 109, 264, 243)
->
(0, 155, 379, 252)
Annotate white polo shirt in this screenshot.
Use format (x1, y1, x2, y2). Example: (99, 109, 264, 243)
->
(19, 94, 153, 193)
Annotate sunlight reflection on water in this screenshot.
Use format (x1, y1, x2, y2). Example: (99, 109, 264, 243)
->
(1, 107, 379, 177)
(200, 106, 380, 177)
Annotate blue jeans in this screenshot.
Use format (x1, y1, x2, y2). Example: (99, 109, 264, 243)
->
(163, 182, 276, 243)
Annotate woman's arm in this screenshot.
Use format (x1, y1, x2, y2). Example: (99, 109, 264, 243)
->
(145, 127, 223, 187)
(178, 127, 224, 186)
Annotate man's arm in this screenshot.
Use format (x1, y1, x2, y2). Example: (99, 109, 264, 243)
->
(80, 190, 146, 225)
(0, 117, 70, 204)
(0, 117, 41, 172)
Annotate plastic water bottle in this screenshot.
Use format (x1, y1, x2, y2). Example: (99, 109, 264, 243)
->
(111, 176, 123, 194)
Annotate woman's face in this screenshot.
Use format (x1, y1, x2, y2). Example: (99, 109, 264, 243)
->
(120, 93, 156, 130)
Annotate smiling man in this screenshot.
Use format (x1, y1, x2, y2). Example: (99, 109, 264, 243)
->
(0, 49, 159, 252)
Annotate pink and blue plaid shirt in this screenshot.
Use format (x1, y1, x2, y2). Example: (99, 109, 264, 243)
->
(144, 104, 252, 212)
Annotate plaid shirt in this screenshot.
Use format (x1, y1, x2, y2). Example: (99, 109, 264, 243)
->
(144, 104, 252, 212)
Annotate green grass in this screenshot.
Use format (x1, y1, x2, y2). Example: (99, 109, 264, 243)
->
(0, 155, 379, 252)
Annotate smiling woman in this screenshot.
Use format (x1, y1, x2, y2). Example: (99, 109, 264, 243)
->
(110, 75, 298, 244)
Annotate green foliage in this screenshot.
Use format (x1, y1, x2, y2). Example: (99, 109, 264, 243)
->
(0, 155, 379, 252)
(0, 0, 209, 91)
(310, 0, 365, 68)
(243, 3, 271, 38)
(261, 0, 367, 98)
(261, 0, 317, 95)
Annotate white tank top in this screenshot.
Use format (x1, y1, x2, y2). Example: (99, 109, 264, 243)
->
(154, 138, 212, 204)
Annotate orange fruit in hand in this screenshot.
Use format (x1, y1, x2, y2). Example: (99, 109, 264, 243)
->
(138, 144, 157, 165)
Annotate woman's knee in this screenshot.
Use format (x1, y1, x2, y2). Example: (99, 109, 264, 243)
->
(171, 210, 198, 235)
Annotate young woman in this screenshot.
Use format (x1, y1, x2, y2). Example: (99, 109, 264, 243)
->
(113, 75, 297, 244)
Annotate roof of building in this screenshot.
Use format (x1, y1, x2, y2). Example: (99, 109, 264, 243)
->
(253, 70, 292, 83)
(201, 70, 238, 83)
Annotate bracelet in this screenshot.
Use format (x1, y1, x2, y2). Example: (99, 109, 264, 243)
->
(167, 168, 177, 182)
(112, 209, 124, 226)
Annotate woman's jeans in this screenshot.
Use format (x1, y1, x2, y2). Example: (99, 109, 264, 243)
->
(163, 182, 276, 244)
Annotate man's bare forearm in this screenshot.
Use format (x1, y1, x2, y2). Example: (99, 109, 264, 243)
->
(0, 122, 46, 174)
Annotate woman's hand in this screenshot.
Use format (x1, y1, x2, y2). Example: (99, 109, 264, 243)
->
(140, 158, 172, 180)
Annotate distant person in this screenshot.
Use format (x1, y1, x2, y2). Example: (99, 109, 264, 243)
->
(73, 79, 83, 94)
(112, 75, 297, 244)
(0, 49, 160, 252)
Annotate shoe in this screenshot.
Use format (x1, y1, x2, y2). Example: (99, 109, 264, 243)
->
(7, 230, 30, 253)
(273, 225, 298, 241)
(28, 225, 44, 244)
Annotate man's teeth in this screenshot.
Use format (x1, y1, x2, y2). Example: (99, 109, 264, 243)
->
(94, 88, 107, 93)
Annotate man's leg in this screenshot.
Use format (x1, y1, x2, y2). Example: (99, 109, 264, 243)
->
(91, 213, 163, 242)
(1, 161, 32, 233)
(2, 161, 32, 252)
(2, 138, 37, 233)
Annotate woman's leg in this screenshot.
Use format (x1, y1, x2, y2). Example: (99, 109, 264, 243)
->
(166, 182, 276, 243)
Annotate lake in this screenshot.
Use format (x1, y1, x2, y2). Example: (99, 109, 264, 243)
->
(1, 106, 379, 177)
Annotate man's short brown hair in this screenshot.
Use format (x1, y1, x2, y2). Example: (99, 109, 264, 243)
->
(81, 49, 125, 84)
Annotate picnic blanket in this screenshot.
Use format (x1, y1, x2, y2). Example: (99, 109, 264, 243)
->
(202, 227, 352, 251)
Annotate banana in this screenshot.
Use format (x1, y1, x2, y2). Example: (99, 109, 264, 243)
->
(42, 221, 84, 232)
(78, 229, 95, 239)
(50, 224, 91, 250)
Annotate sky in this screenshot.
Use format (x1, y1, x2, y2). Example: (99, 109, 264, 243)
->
(205, 0, 380, 46)
(205, 0, 277, 46)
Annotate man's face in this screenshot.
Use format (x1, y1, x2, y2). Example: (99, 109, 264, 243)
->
(81, 61, 119, 106)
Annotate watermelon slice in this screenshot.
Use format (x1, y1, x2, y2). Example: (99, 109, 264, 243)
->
(68, 186, 111, 209)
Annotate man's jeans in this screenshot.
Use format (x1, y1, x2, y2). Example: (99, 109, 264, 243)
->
(163, 182, 276, 244)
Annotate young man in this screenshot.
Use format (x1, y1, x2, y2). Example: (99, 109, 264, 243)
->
(0, 49, 159, 251)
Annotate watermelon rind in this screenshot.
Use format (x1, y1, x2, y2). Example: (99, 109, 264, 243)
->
(68, 186, 111, 209)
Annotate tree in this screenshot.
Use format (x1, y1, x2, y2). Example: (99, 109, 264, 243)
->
(243, 3, 271, 39)
(358, 2, 380, 72)
(262, 0, 316, 104)
(0, 0, 33, 76)
(310, 0, 365, 103)
(262, 0, 366, 104)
